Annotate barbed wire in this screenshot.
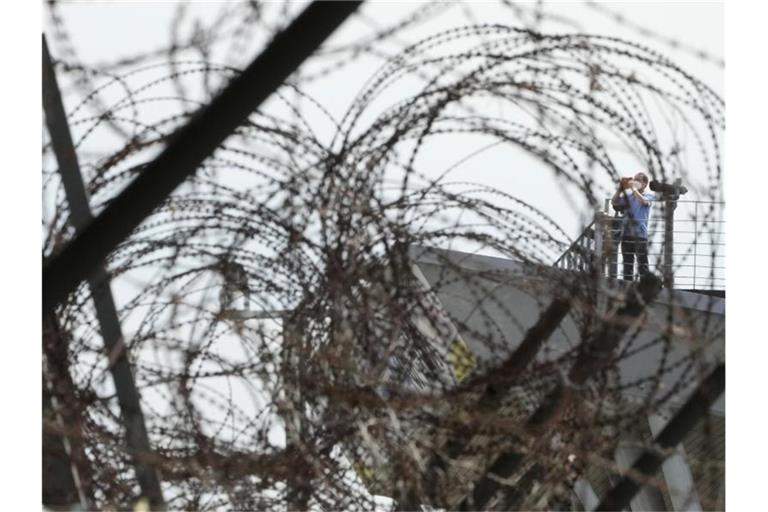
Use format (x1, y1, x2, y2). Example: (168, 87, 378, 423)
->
(43, 2, 724, 510)
(583, 1, 725, 69)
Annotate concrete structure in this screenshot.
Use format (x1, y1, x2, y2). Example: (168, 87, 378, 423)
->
(353, 245, 724, 510)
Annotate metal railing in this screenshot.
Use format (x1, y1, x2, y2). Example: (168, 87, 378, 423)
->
(554, 199, 725, 291)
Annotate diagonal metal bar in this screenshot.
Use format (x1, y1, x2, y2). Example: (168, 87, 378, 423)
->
(458, 275, 662, 511)
(455, 291, 575, 401)
(42, 1, 363, 314)
(43, 36, 165, 509)
(596, 363, 724, 512)
(418, 292, 575, 508)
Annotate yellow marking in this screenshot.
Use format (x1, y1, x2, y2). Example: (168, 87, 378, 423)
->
(352, 462, 375, 485)
(448, 338, 477, 382)
(134, 498, 150, 512)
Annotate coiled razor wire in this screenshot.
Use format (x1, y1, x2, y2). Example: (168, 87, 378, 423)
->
(43, 2, 724, 510)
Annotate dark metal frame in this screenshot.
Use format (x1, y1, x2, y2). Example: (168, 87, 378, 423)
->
(451, 273, 723, 511)
(596, 363, 724, 511)
(457, 275, 664, 511)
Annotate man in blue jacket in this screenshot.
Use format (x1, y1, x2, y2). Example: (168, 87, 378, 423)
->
(611, 172, 654, 281)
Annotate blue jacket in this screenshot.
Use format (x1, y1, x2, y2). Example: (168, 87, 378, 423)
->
(615, 190, 654, 239)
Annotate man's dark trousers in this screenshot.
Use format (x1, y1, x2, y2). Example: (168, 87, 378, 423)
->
(621, 236, 649, 281)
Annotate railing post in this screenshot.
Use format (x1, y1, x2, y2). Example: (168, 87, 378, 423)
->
(609, 217, 619, 281)
(693, 201, 699, 289)
(598, 195, 723, 292)
(663, 198, 677, 289)
(594, 211, 605, 273)
(651, 178, 686, 289)
(594, 211, 607, 317)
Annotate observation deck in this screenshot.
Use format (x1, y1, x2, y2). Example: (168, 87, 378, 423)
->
(554, 199, 725, 296)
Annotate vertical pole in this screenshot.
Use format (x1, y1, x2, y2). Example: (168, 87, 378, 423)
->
(608, 200, 620, 280)
(43, 35, 165, 509)
(282, 316, 310, 511)
(594, 213, 604, 272)
(663, 197, 676, 289)
(43, 317, 94, 510)
(43, 373, 86, 510)
(594, 212, 607, 317)
(693, 202, 698, 290)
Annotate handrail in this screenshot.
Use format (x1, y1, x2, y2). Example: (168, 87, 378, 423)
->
(553, 220, 597, 271)
(554, 199, 725, 291)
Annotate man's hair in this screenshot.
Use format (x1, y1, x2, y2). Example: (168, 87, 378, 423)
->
(634, 172, 649, 184)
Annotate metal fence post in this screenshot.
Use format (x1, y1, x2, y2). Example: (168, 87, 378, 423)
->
(663, 198, 677, 288)
(693, 201, 699, 289)
(43, 35, 165, 509)
(594, 211, 608, 317)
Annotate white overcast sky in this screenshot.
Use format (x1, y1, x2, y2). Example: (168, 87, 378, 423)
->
(53, 2, 724, 92)
(42, 1, 724, 246)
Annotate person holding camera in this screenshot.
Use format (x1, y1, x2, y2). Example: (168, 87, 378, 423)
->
(611, 172, 654, 281)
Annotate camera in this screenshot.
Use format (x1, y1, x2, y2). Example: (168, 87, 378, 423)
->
(649, 178, 688, 198)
